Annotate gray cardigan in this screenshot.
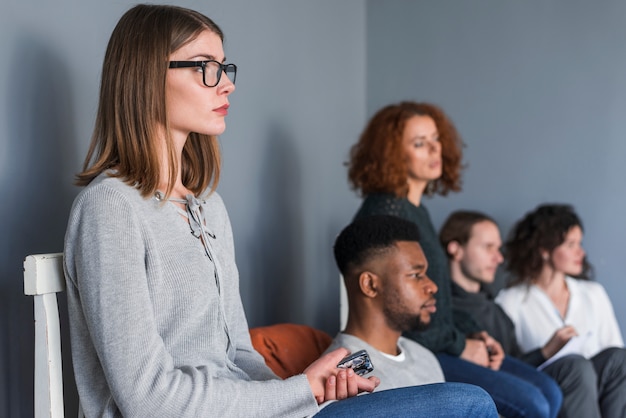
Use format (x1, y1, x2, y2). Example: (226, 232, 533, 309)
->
(64, 174, 318, 417)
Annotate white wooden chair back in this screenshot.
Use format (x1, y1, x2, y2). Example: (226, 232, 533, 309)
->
(23, 253, 83, 418)
(340, 274, 348, 330)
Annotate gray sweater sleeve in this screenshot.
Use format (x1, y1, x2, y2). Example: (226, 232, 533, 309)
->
(64, 178, 318, 417)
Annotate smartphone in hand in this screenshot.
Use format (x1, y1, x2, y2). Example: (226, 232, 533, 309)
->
(337, 349, 374, 376)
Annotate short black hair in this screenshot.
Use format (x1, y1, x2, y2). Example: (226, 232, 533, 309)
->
(334, 215, 421, 276)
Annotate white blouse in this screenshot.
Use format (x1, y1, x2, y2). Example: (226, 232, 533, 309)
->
(496, 277, 623, 358)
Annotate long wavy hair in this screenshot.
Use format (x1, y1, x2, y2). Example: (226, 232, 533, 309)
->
(505, 203, 593, 286)
(76, 4, 224, 199)
(348, 101, 464, 198)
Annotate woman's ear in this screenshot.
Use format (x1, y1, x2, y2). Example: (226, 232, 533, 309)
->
(358, 271, 380, 298)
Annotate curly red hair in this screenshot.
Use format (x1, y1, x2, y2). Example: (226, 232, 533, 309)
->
(348, 101, 464, 198)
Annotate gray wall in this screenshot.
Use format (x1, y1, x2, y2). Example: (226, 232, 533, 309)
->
(366, 1, 626, 333)
(0, 1, 365, 416)
(3, 0, 626, 416)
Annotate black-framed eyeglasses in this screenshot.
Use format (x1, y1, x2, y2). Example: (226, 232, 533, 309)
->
(168, 60, 237, 87)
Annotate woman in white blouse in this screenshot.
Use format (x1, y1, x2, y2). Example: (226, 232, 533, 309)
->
(497, 203, 626, 418)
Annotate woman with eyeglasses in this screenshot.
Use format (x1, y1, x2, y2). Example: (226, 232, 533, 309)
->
(63, 4, 374, 417)
(348, 101, 562, 418)
(63, 5, 500, 417)
(497, 203, 626, 418)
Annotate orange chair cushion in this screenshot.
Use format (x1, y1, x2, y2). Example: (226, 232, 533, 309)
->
(249, 323, 333, 379)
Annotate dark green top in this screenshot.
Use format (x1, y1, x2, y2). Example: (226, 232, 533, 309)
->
(354, 193, 481, 355)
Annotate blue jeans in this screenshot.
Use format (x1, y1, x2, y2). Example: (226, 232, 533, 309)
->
(316, 382, 498, 417)
(437, 354, 562, 418)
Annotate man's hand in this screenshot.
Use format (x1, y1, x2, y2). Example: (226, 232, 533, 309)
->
(460, 338, 490, 367)
(541, 325, 578, 359)
(476, 331, 505, 370)
(462, 332, 504, 370)
(303, 348, 380, 404)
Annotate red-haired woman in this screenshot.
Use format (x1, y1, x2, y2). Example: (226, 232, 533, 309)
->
(348, 101, 561, 418)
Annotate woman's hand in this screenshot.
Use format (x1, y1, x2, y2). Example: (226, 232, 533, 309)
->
(541, 325, 578, 359)
(303, 347, 380, 404)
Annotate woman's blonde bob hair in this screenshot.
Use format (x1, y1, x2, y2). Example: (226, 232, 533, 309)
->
(77, 4, 225, 198)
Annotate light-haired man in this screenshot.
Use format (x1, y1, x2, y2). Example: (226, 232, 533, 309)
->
(441, 210, 596, 418)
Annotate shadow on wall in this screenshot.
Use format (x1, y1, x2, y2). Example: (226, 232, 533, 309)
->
(0, 34, 80, 417)
(243, 124, 305, 328)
